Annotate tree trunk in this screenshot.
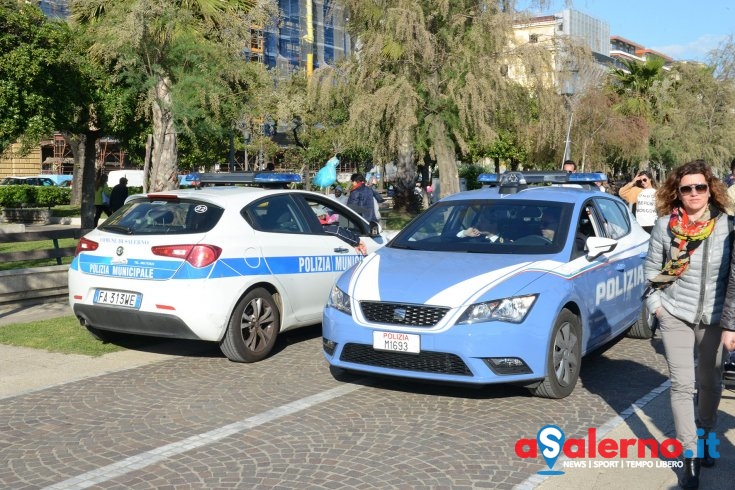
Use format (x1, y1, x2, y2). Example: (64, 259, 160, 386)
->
(67, 133, 83, 207)
(142, 134, 153, 193)
(392, 129, 419, 214)
(150, 76, 179, 192)
(69, 131, 98, 230)
(435, 133, 459, 199)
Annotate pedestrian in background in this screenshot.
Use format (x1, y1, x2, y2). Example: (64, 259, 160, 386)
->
(632, 170, 658, 233)
(94, 173, 112, 227)
(109, 177, 128, 213)
(347, 173, 378, 222)
(722, 158, 735, 187)
(644, 160, 730, 489)
(619, 170, 650, 208)
(562, 159, 576, 173)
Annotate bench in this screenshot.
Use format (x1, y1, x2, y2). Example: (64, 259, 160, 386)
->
(0, 227, 89, 266)
(0, 227, 90, 308)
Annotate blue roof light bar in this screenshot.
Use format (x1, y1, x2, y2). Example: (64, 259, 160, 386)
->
(197, 172, 302, 186)
(478, 171, 607, 185)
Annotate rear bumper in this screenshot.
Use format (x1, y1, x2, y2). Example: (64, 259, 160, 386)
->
(73, 304, 201, 340)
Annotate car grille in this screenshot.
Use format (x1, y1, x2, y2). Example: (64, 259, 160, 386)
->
(340, 343, 472, 376)
(359, 301, 449, 327)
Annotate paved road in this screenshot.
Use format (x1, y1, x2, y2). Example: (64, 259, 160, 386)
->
(1, 309, 734, 489)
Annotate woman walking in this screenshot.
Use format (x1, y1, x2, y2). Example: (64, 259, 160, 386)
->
(644, 160, 730, 489)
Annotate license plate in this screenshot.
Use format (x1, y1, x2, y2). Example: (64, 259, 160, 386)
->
(372, 331, 420, 354)
(94, 289, 141, 308)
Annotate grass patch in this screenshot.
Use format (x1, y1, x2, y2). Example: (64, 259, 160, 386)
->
(382, 208, 416, 230)
(0, 316, 125, 356)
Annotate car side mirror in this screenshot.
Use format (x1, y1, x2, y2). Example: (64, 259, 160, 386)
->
(585, 236, 617, 259)
(369, 220, 382, 237)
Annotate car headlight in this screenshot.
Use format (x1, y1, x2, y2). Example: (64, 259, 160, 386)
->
(328, 285, 351, 315)
(456, 294, 538, 324)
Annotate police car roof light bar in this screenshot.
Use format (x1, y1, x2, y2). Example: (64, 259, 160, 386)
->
(197, 172, 302, 187)
(478, 171, 607, 186)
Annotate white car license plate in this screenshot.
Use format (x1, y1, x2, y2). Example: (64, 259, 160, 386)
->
(94, 289, 141, 308)
(372, 331, 420, 354)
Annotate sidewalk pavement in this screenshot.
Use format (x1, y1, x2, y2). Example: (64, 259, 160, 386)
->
(1, 302, 734, 489)
(0, 301, 181, 399)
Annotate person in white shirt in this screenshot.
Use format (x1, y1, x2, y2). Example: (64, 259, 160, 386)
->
(632, 170, 658, 233)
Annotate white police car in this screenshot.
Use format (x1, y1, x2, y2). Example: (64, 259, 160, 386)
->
(322, 172, 652, 398)
(69, 172, 389, 362)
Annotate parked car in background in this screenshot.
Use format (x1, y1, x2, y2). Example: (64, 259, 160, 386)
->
(0, 177, 25, 185)
(24, 177, 57, 186)
(323, 171, 652, 399)
(68, 172, 391, 363)
(0, 176, 57, 186)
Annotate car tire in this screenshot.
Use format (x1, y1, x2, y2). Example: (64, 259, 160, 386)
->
(220, 288, 280, 363)
(532, 309, 581, 399)
(626, 303, 653, 339)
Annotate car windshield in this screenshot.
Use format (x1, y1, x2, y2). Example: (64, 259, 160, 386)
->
(389, 200, 572, 254)
(98, 198, 224, 235)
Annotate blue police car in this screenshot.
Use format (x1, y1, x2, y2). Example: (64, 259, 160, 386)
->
(322, 171, 652, 398)
(69, 172, 390, 363)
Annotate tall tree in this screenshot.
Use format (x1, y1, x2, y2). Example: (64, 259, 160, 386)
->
(650, 58, 735, 175)
(70, 0, 275, 191)
(0, 1, 77, 152)
(0, 1, 134, 227)
(332, 0, 552, 211)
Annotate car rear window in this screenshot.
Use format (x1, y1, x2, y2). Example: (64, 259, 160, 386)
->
(99, 199, 224, 235)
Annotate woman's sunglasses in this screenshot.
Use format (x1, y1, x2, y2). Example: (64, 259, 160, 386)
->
(678, 184, 708, 194)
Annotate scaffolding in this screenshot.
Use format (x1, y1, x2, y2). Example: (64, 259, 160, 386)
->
(97, 137, 127, 169)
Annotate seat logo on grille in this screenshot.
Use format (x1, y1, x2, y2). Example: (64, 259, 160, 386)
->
(393, 307, 407, 322)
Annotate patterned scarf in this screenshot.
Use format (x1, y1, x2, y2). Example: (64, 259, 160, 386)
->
(646, 206, 717, 292)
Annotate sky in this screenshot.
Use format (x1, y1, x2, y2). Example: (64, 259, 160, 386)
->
(520, 0, 733, 61)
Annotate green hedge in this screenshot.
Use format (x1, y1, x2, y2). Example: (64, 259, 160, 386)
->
(0, 185, 72, 208)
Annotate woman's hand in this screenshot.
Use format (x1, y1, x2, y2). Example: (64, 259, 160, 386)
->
(723, 330, 735, 352)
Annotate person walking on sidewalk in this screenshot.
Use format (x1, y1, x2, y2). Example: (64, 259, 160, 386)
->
(644, 160, 731, 490)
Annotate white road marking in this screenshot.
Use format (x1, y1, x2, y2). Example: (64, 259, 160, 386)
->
(515, 380, 671, 489)
(44, 383, 363, 489)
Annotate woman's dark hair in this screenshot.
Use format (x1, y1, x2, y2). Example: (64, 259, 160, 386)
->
(655, 160, 729, 215)
(636, 170, 657, 188)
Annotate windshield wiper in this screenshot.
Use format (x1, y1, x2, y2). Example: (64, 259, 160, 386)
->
(102, 224, 134, 235)
(389, 243, 418, 250)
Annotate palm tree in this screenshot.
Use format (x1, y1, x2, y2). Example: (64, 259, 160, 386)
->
(609, 57, 665, 119)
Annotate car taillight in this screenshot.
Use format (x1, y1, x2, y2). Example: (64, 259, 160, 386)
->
(75, 237, 99, 256)
(151, 244, 222, 268)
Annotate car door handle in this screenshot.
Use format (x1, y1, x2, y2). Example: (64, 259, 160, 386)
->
(334, 247, 349, 253)
(616, 264, 625, 271)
